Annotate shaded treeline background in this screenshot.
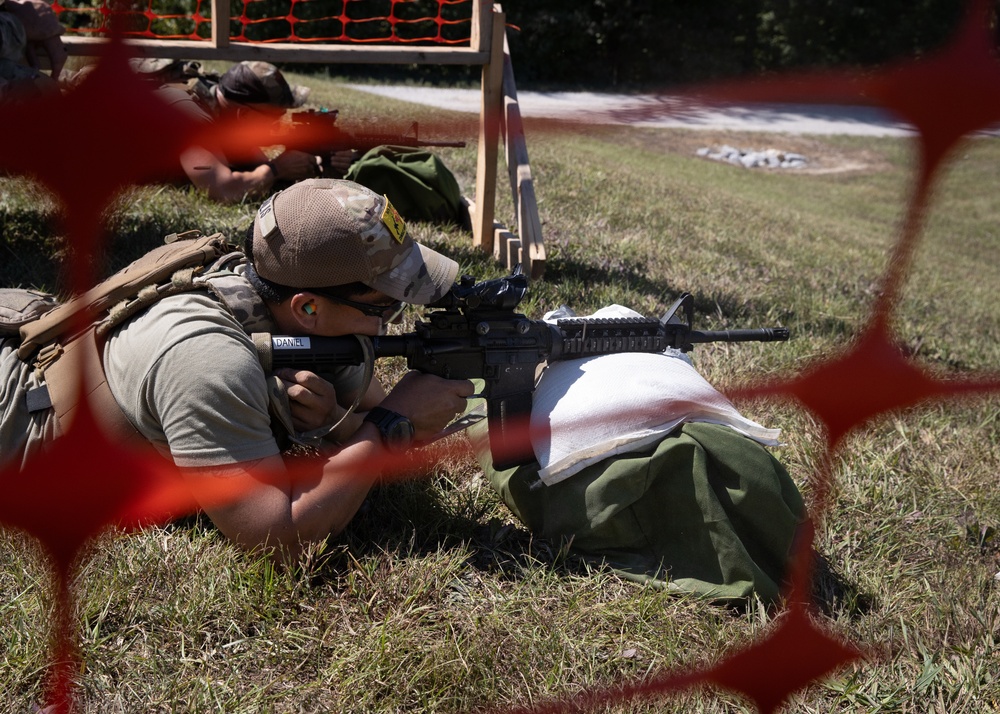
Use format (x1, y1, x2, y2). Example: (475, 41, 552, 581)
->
(313, 0, 970, 89)
(499, 0, 968, 88)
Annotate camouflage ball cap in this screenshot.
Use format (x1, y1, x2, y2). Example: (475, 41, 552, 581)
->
(219, 61, 309, 108)
(251, 179, 459, 304)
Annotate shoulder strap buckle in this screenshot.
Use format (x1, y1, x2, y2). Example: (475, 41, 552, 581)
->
(33, 341, 63, 378)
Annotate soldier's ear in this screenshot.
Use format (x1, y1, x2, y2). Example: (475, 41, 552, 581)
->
(287, 293, 319, 329)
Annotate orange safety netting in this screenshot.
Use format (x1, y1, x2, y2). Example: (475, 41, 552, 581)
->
(51, 0, 474, 44)
(2, 0, 1000, 711)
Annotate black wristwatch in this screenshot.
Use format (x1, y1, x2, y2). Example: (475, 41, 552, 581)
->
(363, 407, 415, 452)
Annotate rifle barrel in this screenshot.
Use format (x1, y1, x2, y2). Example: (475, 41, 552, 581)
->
(686, 327, 790, 344)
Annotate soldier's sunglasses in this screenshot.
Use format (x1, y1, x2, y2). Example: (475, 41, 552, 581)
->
(311, 290, 406, 321)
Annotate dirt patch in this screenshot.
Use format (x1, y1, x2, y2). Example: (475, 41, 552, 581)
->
(615, 128, 894, 175)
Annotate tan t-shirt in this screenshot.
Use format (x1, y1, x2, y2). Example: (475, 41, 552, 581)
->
(104, 292, 365, 468)
(104, 292, 277, 467)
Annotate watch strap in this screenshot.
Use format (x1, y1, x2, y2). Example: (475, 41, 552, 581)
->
(364, 406, 413, 451)
(364, 406, 398, 426)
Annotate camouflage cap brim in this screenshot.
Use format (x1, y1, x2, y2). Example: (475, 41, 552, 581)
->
(368, 241, 459, 305)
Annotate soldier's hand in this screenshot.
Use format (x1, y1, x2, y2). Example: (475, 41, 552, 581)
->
(323, 150, 360, 179)
(269, 149, 321, 182)
(379, 372, 474, 441)
(276, 368, 342, 433)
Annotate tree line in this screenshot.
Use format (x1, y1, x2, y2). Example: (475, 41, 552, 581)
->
(500, 0, 969, 89)
(315, 0, 972, 89)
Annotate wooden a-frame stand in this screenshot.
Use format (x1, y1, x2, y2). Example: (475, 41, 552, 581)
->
(61, 1, 546, 279)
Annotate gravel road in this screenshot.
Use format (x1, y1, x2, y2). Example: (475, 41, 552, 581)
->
(345, 84, 917, 137)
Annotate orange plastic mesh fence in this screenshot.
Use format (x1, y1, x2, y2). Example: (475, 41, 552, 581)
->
(5, 1, 1000, 711)
(52, 0, 474, 44)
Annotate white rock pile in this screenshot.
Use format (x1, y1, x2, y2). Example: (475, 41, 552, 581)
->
(696, 145, 808, 169)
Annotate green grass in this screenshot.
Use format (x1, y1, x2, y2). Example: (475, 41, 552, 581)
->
(2, 77, 1000, 712)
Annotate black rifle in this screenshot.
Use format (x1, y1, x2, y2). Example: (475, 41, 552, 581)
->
(258, 272, 789, 469)
(281, 109, 467, 176)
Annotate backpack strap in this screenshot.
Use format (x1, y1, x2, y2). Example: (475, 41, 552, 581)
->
(31, 323, 142, 443)
(18, 232, 232, 360)
(21, 232, 236, 443)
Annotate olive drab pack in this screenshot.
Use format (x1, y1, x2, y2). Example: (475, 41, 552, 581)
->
(3, 231, 235, 443)
(345, 146, 468, 227)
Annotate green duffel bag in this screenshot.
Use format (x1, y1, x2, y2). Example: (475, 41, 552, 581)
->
(469, 418, 806, 605)
(345, 145, 466, 226)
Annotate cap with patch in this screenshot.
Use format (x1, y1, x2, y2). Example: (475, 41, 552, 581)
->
(218, 61, 309, 108)
(251, 179, 459, 304)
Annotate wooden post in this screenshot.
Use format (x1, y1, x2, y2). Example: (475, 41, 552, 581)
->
(472, 4, 504, 255)
(211, 0, 230, 48)
(500, 30, 545, 278)
(469, 0, 491, 53)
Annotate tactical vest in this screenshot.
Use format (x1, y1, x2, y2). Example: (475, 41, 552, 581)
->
(1, 231, 371, 463)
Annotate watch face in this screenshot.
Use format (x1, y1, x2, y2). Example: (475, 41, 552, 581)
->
(387, 417, 414, 445)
